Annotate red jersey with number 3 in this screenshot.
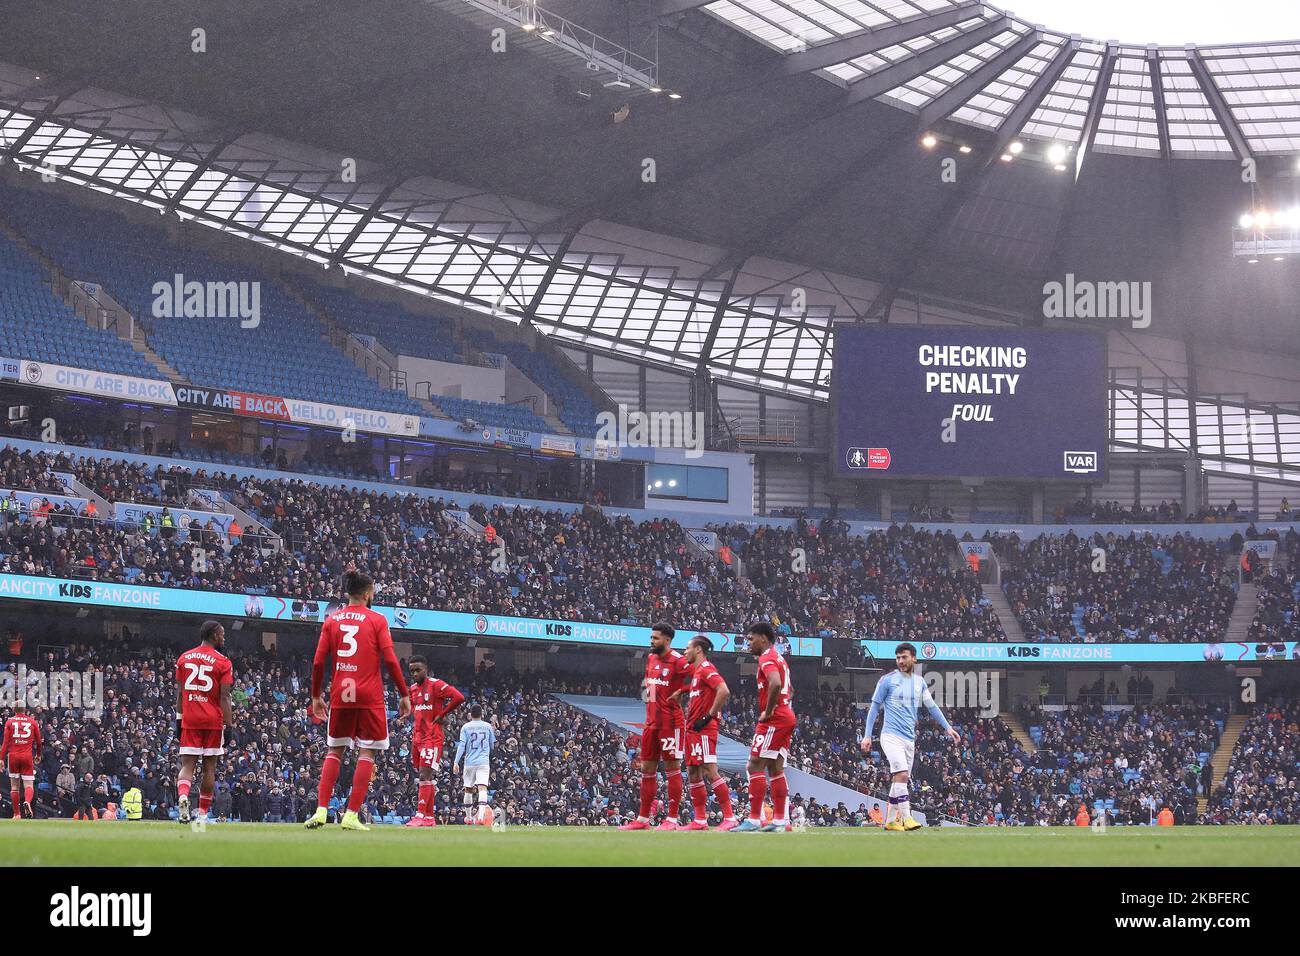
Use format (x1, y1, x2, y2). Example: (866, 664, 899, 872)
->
(756, 647, 796, 724)
(1, 713, 41, 761)
(176, 645, 234, 730)
(315, 605, 396, 709)
(412, 677, 464, 745)
(686, 660, 726, 726)
(644, 649, 691, 729)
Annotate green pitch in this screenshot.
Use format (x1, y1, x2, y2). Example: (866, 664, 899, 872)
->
(1, 820, 1296, 866)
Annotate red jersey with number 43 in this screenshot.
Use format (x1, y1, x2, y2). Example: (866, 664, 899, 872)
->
(412, 677, 464, 744)
(314, 605, 402, 709)
(175, 645, 234, 730)
(1, 713, 41, 760)
(644, 649, 691, 728)
(686, 660, 726, 726)
(756, 647, 796, 724)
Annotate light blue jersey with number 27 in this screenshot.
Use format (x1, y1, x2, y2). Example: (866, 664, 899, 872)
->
(455, 719, 496, 767)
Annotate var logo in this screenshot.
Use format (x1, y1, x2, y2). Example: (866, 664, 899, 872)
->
(1063, 451, 1098, 474)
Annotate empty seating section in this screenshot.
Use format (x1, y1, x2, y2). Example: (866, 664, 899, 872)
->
(0, 183, 421, 416)
(464, 328, 604, 436)
(295, 277, 461, 364)
(0, 231, 157, 378)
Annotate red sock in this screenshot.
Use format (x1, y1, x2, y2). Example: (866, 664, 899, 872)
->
(198, 789, 213, 815)
(10, 790, 18, 817)
(666, 769, 683, 817)
(712, 777, 734, 819)
(638, 772, 657, 819)
(177, 779, 191, 799)
(747, 771, 767, 822)
(24, 784, 34, 804)
(769, 773, 789, 822)
(347, 757, 374, 813)
(417, 781, 432, 816)
(689, 781, 708, 822)
(317, 753, 341, 809)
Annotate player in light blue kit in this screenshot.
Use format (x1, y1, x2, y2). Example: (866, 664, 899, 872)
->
(454, 704, 497, 825)
(860, 642, 960, 831)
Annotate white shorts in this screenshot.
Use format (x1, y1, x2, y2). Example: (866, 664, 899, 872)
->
(462, 763, 489, 788)
(879, 732, 915, 775)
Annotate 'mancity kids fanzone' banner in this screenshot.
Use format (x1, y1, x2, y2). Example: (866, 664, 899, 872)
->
(1, 572, 1292, 662)
(0, 573, 819, 656)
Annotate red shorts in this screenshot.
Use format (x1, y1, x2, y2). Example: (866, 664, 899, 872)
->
(750, 717, 795, 760)
(684, 725, 718, 766)
(640, 723, 683, 763)
(412, 741, 442, 770)
(327, 706, 390, 750)
(5, 754, 34, 777)
(179, 727, 224, 757)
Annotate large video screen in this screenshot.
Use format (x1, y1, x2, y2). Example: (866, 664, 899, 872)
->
(831, 325, 1107, 481)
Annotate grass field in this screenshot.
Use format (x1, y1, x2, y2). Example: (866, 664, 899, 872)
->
(1, 820, 1296, 866)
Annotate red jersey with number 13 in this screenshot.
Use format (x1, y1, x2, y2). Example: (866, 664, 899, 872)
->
(176, 645, 234, 729)
(756, 647, 796, 724)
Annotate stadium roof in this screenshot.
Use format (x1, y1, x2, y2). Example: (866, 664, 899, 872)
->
(0, 0, 1297, 401)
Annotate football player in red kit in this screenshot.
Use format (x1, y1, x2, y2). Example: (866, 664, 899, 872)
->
(1, 703, 41, 819)
(734, 621, 797, 833)
(175, 619, 234, 824)
(306, 569, 411, 832)
(682, 635, 737, 831)
(404, 654, 464, 827)
(619, 621, 692, 831)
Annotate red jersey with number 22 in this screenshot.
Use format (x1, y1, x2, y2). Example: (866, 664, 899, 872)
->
(176, 645, 234, 729)
(756, 647, 796, 724)
(686, 660, 726, 726)
(644, 649, 691, 728)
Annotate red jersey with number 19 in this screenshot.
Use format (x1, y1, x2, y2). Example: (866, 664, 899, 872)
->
(175, 645, 234, 729)
(313, 605, 408, 709)
(756, 647, 796, 725)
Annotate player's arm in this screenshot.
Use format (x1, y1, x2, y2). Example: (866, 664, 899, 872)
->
(922, 685, 960, 744)
(861, 679, 888, 752)
(758, 661, 783, 723)
(377, 618, 411, 720)
(453, 727, 467, 773)
(435, 683, 465, 724)
(310, 622, 331, 719)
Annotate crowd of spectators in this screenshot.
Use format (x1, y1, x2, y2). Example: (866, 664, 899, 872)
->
(1056, 499, 1256, 525)
(992, 530, 1236, 643)
(711, 518, 1003, 642)
(1203, 701, 1299, 825)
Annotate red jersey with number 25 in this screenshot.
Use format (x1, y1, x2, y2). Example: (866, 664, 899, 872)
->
(313, 605, 407, 709)
(756, 647, 796, 724)
(176, 645, 234, 729)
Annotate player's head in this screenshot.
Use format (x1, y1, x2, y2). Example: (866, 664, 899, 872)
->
(650, 621, 675, 656)
(746, 621, 776, 655)
(894, 642, 917, 673)
(470, 704, 483, 720)
(408, 654, 427, 682)
(685, 635, 712, 665)
(344, 569, 375, 605)
(199, 619, 225, 649)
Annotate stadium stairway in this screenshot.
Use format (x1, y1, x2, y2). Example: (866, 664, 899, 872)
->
(1223, 582, 1257, 644)
(1199, 713, 1249, 814)
(1000, 711, 1038, 756)
(981, 583, 1026, 642)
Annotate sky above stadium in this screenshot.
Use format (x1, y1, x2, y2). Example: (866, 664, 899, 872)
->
(1005, 0, 1300, 45)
